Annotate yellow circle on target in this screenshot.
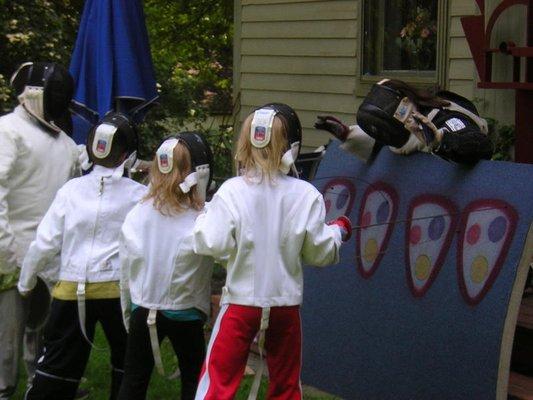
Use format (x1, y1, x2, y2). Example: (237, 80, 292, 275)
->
(414, 255, 431, 281)
(470, 255, 489, 284)
(363, 239, 379, 262)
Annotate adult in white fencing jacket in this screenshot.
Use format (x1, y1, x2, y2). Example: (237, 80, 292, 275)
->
(0, 103, 79, 399)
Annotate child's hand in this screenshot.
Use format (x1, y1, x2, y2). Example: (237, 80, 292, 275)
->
(18, 287, 32, 298)
(327, 216, 352, 242)
(17, 275, 37, 298)
(314, 115, 350, 142)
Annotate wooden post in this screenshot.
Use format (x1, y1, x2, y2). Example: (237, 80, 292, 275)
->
(514, 90, 533, 163)
(515, 1, 533, 164)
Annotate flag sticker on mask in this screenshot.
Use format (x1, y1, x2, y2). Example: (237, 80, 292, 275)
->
(250, 108, 276, 148)
(96, 139, 107, 153)
(445, 118, 466, 132)
(156, 138, 179, 174)
(159, 153, 169, 168)
(254, 126, 266, 142)
(92, 123, 117, 159)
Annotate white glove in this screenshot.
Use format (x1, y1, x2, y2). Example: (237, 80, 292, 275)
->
(408, 111, 444, 150)
(389, 133, 428, 155)
(77, 144, 93, 171)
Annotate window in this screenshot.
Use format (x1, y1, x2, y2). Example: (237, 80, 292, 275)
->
(360, 0, 447, 87)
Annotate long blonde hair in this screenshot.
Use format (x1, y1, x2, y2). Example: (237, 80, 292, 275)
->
(235, 113, 289, 181)
(144, 141, 204, 215)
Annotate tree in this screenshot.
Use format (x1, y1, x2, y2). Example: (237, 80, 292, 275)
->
(0, 0, 83, 113)
(0, 0, 234, 179)
(142, 0, 234, 179)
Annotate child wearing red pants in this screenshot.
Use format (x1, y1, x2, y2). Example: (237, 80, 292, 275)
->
(192, 103, 352, 400)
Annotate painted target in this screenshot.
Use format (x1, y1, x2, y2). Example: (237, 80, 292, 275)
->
(321, 178, 356, 221)
(457, 199, 518, 306)
(405, 195, 458, 297)
(356, 182, 398, 278)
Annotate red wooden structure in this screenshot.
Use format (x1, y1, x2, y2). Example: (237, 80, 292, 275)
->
(461, 0, 533, 163)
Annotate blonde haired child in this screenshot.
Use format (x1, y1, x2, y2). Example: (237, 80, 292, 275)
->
(118, 132, 213, 400)
(193, 103, 352, 400)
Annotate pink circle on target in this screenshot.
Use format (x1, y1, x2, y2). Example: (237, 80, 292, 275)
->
(361, 211, 372, 228)
(466, 224, 481, 245)
(409, 225, 422, 245)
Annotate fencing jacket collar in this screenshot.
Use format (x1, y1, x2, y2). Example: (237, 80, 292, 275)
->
(14, 104, 45, 131)
(92, 164, 124, 181)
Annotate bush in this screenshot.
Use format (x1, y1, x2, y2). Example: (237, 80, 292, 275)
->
(486, 118, 515, 162)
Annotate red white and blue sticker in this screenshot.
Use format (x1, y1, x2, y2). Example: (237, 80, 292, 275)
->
(92, 123, 117, 159)
(250, 108, 276, 148)
(457, 199, 518, 305)
(356, 182, 398, 278)
(156, 138, 179, 174)
(254, 126, 266, 142)
(96, 139, 108, 154)
(159, 153, 169, 168)
(405, 195, 458, 297)
(322, 178, 356, 222)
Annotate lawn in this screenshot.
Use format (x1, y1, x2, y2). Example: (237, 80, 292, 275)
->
(14, 325, 337, 399)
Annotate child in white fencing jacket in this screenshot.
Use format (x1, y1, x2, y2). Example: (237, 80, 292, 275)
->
(192, 103, 352, 400)
(17, 113, 145, 400)
(117, 132, 213, 400)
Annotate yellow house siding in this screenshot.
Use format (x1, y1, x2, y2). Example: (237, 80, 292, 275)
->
(234, 0, 519, 152)
(240, 73, 356, 94)
(447, 1, 479, 101)
(241, 56, 357, 75)
(235, 0, 359, 151)
(242, 20, 358, 38)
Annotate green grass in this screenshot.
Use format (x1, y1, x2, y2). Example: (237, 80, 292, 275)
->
(14, 325, 336, 399)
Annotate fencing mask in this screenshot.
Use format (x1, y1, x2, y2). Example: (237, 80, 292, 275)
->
(10, 62, 74, 135)
(156, 132, 213, 201)
(251, 103, 302, 175)
(87, 112, 138, 169)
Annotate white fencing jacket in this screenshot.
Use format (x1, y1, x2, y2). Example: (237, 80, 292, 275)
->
(0, 106, 79, 276)
(119, 200, 213, 320)
(193, 172, 343, 308)
(18, 166, 146, 292)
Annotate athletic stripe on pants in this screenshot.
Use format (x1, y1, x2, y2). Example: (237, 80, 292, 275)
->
(195, 304, 302, 400)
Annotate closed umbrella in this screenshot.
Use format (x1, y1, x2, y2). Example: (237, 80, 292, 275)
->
(69, 0, 158, 144)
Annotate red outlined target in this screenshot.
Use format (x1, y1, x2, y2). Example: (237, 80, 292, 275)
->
(321, 178, 356, 221)
(405, 195, 458, 297)
(457, 199, 518, 306)
(356, 182, 398, 278)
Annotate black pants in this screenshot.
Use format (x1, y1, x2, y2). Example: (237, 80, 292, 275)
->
(117, 307, 206, 400)
(25, 298, 127, 400)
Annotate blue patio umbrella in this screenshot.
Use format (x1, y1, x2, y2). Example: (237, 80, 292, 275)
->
(69, 0, 158, 144)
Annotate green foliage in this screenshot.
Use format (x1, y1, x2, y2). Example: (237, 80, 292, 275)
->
(486, 118, 515, 161)
(0, 0, 235, 180)
(144, 0, 233, 114)
(0, 0, 83, 112)
(140, 0, 235, 181)
(15, 326, 338, 399)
